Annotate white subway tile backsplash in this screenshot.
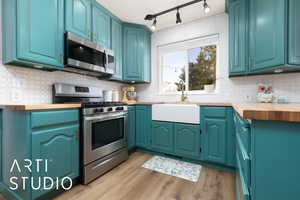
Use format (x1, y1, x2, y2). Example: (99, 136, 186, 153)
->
(0, 65, 124, 105)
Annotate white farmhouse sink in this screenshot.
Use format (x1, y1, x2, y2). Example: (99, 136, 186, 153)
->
(152, 104, 200, 124)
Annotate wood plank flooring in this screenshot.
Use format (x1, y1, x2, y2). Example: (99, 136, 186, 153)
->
(55, 152, 236, 200)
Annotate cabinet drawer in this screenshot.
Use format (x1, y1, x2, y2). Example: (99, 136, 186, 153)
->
(202, 107, 227, 118)
(236, 125, 250, 153)
(236, 172, 251, 200)
(31, 109, 79, 128)
(236, 138, 250, 186)
(234, 112, 250, 128)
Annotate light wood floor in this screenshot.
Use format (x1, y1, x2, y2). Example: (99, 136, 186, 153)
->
(55, 152, 236, 200)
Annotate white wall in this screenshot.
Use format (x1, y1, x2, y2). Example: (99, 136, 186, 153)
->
(0, 1, 123, 105)
(135, 13, 300, 103)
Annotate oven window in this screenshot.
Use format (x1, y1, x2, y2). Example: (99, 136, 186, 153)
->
(91, 118, 124, 150)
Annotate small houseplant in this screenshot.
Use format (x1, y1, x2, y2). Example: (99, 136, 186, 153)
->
(204, 78, 215, 92)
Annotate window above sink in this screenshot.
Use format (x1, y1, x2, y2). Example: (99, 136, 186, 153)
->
(158, 34, 219, 95)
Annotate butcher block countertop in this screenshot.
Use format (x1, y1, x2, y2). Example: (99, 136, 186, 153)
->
(233, 103, 300, 122)
(126, 101, 233, 106)
(128, 101, 300, 122)
(1, 102, 300, 122)
(1, 104, 82, 111)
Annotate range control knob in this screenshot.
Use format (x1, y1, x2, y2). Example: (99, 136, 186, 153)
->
(107, 107, 113, 112)
(115, 107, 124, 111)
(95, 108, 104, 113)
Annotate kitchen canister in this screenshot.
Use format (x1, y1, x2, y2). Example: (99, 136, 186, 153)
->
(103, 90, 113, 102)
(112, 90, 119, 102)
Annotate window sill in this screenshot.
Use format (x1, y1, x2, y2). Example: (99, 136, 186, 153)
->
(158, 90, 219, 96)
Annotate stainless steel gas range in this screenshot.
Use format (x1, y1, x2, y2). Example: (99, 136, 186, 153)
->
(53, 83, 128, 184)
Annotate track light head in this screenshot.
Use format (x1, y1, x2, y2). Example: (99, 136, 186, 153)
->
(145, 14, 155, 21)
(203, 0, 211, 14)
(151, 18, 157, 31)
(176, 9, 182, 24)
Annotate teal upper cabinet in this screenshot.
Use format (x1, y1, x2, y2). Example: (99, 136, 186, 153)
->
(151, 121, 174, 153)
(228, 0, 300, 76)
(288, 0, 300, 65)
(135, 106, 152, 149)
(110, 18, 123, 80)
(123, 23, 151, 83)
(174, 123, 200, 159)
(92, 3, 111, 48)
(229, 0, 248, 75)
(65, 0, 92, 40)
(143, 31, 151, 83)
(249, 0, 285, 72)
(2, 0, 64, 69)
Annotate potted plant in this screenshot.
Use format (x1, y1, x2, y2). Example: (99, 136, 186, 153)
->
(204, 78, 215, 92)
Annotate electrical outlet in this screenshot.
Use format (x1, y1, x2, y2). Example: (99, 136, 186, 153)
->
(11, 89, 22, 103)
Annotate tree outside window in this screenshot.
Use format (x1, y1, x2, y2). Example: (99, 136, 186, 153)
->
(161, 44, 217, 93)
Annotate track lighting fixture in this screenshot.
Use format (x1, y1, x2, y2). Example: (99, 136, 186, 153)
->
(176, 9, 182, 24)
(203, 0, 211, 14)
(145, 0, 211, 29)
(151, 18, 157, 31)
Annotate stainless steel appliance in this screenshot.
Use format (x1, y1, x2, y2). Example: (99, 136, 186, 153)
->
(64, 32, 115, 77)
(53, 83, 128, 184)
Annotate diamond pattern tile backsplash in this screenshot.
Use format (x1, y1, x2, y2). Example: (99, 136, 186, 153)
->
(0, 64, 123, 105)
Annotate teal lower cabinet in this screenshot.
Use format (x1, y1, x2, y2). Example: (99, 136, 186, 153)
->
(135, 106, 152, 149)
(234, 111, 300, 200)
(127, 106, 136, 149)
(174, 123, 200, 159)
(0, 109, 80, 200)
(151, 121, 174, 153)
(201, 107, 236, 167)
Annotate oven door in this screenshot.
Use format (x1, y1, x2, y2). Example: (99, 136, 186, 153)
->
(83, 112, 127, 165)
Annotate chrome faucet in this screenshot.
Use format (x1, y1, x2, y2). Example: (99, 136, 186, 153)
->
(179, 80, 188, 102)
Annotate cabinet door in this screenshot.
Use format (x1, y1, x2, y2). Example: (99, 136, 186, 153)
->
(288, 0, 300, 65)
(151, 121, 174, 153)
(111, 19, 123, 80)
(65, 0, 92, 40)
(174, 123, 200, 159)
(143, 32, 151, 82)
(123, 27, 142, 81)
(136, 106, 151, 148)
(17, 0, 64, 68)
(249, 0, 285, 71)
(92, 4, 111, 48)
(127, 107, 136, 149)
(229, 0, 248, 75)
(31, 125, 79, 199)
(203, 119, 227, 164)
(226, 108, 236, 167)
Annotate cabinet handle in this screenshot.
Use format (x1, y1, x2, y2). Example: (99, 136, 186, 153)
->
(76, 130, 80, 141)
(60, 54, 64, 64)
(249, 57, 251, 67)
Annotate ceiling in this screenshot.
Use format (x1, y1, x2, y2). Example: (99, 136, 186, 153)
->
(96, 0, 225, 31)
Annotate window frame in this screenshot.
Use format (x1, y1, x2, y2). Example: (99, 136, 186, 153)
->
(157, 34, 220, 95)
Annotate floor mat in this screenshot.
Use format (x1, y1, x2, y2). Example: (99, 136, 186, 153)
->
(142, 156, 201, 182)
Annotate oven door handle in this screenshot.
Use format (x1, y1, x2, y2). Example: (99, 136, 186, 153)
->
(84, 113, 127, 122)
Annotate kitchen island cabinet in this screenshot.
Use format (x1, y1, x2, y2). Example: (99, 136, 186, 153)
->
(0, 109, 80, 200)
(234, 111, 300, 200)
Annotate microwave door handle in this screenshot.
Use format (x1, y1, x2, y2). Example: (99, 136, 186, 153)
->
(103, 51, 107, 70)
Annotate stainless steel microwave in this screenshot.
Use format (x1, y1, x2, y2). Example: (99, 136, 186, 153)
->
(64, 32, 115, 77)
